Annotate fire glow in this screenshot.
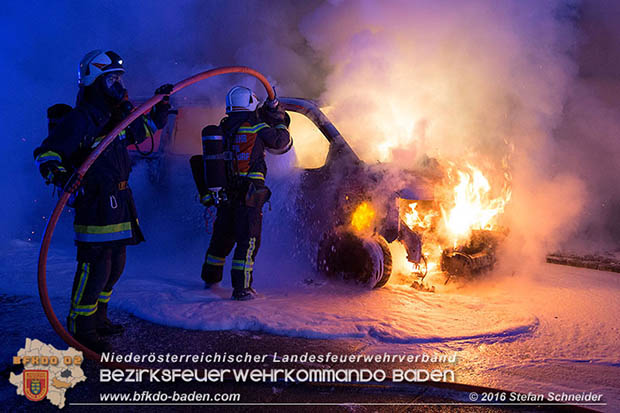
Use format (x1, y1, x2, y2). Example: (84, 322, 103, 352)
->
(403, 202, 437, 230)
(439, 164, 511, 247)
(351, 201, 376, 233)
(398, 163, 511, 278)
(401, 164, 511, 245)
(346, 162, 511, 282)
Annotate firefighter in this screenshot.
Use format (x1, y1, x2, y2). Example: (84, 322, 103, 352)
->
(198, 86, 291, 300)
(34, 49, 173, 351)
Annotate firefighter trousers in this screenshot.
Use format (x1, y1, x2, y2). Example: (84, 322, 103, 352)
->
(202, 204, 262, 291)
(67, 244, 126, 337)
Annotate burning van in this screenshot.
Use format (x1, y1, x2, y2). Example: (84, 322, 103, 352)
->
(279, 98, 511, 289)
(130, 97, 511, 290)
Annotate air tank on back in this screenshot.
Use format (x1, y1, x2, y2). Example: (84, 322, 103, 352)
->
(201, 125, 227, 202)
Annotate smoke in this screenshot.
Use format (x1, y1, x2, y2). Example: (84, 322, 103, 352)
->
(298, 0, 617, 265)
(301, 1, 574, 162)
(551, 1, 620, 249)
(2, 0, 618, 269)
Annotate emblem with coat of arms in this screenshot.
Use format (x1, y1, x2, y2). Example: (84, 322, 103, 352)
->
(24, 370, 49, 402)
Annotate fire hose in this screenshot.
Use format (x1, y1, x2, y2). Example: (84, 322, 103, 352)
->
(37, 66, 275, 363)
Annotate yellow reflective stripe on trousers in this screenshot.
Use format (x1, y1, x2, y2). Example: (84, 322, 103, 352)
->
(232, 259, 245, 271)
(244, 237, 256, 288)
(69, 262, 97, 329)
(72, 263, 90, 307)
(69, 304, 97, 317)
(206, 254, 226, 266)
(98, 290, 112, 303)
(73, 303, 97, 310)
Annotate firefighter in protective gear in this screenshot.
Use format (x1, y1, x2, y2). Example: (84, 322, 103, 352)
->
(33, 49, 172, 352)
(199, 85, 291, 300)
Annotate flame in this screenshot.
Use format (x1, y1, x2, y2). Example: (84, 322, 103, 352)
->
(351, 202, 376, 233)
(396, 163, 511, 280)
(440, 164, 511, 246)
(399, 200, 442, 275)
(403, 202, 437, 230)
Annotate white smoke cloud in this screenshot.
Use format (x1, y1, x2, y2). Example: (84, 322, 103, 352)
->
(299, 0, 594, 265)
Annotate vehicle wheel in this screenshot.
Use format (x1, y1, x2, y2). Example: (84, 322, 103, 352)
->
(373, 235, 392, 288)
(440, 250, 473, 276)
(317, 228, 392, 289)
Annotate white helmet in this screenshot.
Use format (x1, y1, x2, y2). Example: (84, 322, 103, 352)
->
(225, 86, 260, 113)
(78, 50, 125, 86)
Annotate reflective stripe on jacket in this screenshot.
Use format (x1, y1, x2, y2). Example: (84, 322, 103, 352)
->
(221, 112, 290, 184)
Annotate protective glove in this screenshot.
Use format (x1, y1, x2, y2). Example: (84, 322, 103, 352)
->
(118, 100, 135, 118)
(265, 96, 279, 111)
(200, 191, 216, 207)
(154, 83, 174, 107)
(155, 83, 174, 96)
(258, 104, 288, 127)
(40, 161, 69, 187)
(151, 83, 174, 129)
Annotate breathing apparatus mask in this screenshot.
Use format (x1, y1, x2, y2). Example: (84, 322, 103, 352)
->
(102, 72, 127, 102)
(100, 72, 127, 103)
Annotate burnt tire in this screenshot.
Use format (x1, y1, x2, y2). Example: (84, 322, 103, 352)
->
(373, 235, 392, 288)
(317, 228, 392, 289)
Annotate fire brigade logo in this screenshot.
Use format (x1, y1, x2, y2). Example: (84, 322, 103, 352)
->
(23, 370, 49, 402)
(9, 339, 86, 408)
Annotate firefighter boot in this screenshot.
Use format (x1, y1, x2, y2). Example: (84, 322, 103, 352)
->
(202, 261, 224, 289)
(68, 314, 111, 353)
(96, 302, 124, 336)
(231, 287, 257, 301)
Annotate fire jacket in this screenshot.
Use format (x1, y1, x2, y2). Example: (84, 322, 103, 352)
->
(200, 111, 289, 206)
(34, 97, 168, 245)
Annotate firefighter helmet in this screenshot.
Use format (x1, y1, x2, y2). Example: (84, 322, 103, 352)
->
(226, 86, 260, 113)
(78, 50, 125, 86)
